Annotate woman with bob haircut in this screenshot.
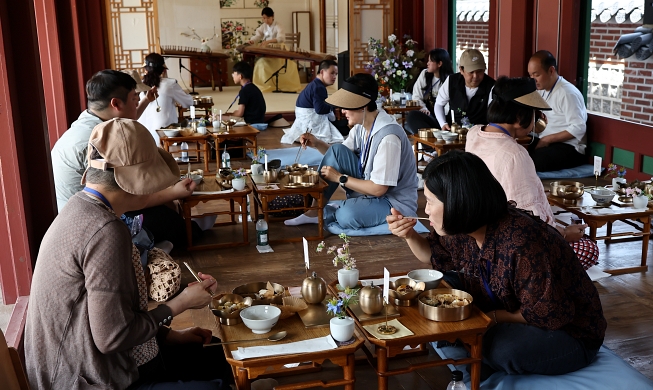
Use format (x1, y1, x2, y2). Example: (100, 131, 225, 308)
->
(465, 76, 599, 270)
(387, 150, 606, 376)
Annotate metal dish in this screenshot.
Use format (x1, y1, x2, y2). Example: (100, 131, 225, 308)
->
(209, 294, 248, 325)
(388, 277, 425, 306)
(232, 282, 285, 305)
(200, 96, 213, 104)
(418, 129, 434, 138)
(418, 289, 473, 322)
(549, 181, 584, 200)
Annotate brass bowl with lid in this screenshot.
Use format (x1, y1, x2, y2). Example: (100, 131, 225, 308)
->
(550, 181, 585, 200)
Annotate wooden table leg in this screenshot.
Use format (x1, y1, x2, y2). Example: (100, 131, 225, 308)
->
(344, 353, 355, 390)
(606, 221, 613, 243)
(376, 345, 389, 390)
(183, 202, 194, 250)
(317, 192, 324, 239)
(203, 140, 210, 173)
(641, 216, 650, 268)
(469, 333, 483, 390)
(240, 195, 249, 245)
(236, 367, 251, 390)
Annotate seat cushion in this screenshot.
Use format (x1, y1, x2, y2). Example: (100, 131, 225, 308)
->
(536, 164, 596, 179)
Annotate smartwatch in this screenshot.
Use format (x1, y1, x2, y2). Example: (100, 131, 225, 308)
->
(339, 174, 349, 187)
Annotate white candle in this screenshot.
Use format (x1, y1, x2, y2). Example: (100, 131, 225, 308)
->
(190, 105, 195, 119)
(264, 154, 268, 171)
(219, 110, 222, 123)
(450, 109, 455, 124)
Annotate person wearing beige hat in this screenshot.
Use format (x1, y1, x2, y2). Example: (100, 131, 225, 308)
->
(26, 119, 233, 389)
(465, 77, 599, 270)
(434, 48, 495, 131)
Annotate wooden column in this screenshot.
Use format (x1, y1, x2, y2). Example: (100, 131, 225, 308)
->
(493, 0, 534, 78)
(393, 0, 424, 50)
(533, 0, 582, 84)
(423, 0, 450, 51)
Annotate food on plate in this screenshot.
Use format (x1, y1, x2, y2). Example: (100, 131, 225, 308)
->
(420, 293, 470, 308)
(215, 301, 247, 313)
(396, 284, 414, 294)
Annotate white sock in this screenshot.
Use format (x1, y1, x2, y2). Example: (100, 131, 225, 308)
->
(193, 215, 218, 231)
(284, 214, 319, 226)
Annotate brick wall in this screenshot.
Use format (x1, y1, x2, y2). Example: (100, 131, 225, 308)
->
(455, 20, 489, 67)
(589, 21, 653, 126)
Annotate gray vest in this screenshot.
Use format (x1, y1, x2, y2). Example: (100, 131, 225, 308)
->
(353, 121, 418, 217)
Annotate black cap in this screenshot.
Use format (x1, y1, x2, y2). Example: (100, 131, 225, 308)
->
(451, 370, 463, 381)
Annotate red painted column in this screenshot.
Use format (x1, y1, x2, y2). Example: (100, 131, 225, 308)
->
(493, 0, 534, 78)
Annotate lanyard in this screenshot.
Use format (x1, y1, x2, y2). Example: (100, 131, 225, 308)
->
(488, 123, 511, 137)
(359, 116, 377, 177)
(83, 187, 113, 210)
(479, 259, 498, 305)
(543, 76, 560, 100)
(227, 82, 251, 112)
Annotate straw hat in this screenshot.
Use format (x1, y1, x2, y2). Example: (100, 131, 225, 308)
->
(459, 49, 486, 72)
(325, 81, 377, 110)
(81, 119, 180, 195)
(493, 78, 551, 110)
(122, 69, 151, 93)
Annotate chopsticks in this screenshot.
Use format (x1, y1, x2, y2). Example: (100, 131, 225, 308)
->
(405, 217, 431, 220)
(294, 128, 313, 164)
(183, 262, 217, 298)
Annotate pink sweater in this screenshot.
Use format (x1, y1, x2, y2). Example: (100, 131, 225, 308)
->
(465, 125, 555, 225)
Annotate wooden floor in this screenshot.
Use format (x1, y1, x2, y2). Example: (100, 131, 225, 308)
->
(167, 128, 653, 389)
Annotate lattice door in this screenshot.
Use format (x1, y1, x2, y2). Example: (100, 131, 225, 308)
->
(105, 0, 159, 70)
(349, 0, 393, 76)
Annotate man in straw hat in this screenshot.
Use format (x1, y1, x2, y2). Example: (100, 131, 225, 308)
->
(285, 73, 418, 230)
(465, 77, 599, 270)
(527, 50, 587, 172)
(51, 69, 200, 249)
(434, 48, 495, 131)
(26, 118, 234, 389)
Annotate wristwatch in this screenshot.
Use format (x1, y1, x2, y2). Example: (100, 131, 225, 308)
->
(339, 174, 349, 187)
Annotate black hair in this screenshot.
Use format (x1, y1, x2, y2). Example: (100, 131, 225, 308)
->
(318, 59, 338, 73)
(345, 73, 378, 112)
(232, 61, 253, 80)
(142, 53, 166, 88)
(428, 48, 454, 83)
(261, 7, 274, 17)
(487, 77, 535, 129)
(423, 150, 507, 235)
(531, 50, 557, 72)
(86, 70, 136, 111)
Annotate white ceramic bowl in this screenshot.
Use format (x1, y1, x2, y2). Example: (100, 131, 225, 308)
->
(240, 305, 281, 334)
(441, 132, 459, 143)
(190, 174, 203, 185)
(589, 188, 616, 206)
(407, 269, 444, 290)
(432, 130, 444, 139)
(163, 129, 180, 137)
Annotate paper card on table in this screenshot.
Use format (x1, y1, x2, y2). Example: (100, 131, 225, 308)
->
(594, 156, 602, 176)
(303, 237, 310, 270)
(383, 268, 390, 304)
(190, 105, 195, 119)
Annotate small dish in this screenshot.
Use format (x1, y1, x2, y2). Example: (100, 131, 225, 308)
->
(240, 305, 281, 334)
(163, 129, 180, 137)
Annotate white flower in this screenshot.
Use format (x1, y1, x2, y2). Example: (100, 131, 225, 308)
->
(407, 50, 414, 57)
(384, 76, 389, 82)
(374, 73, 378, 79)
(402, 70, 407, 76)
(396, 70, 402, 76)
(388, 34, 397, 42)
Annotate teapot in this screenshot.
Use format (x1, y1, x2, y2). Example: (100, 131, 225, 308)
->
(359, 283, 383, 315)
(301, 271, 327, 304)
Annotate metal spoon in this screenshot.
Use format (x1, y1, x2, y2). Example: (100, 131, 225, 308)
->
(155, 95, 161, 112)
(202, 331, 288, 347)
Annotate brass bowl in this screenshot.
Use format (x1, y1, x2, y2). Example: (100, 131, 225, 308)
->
(263, 169, 277, 183)
(209, 294, 248, 325)
(418, 129, 434, 138)
(200, 96, 213, 104)
(288, 171, 304, 184)
(418, 289, 473, 322)
(550, 181, 585, 200)
(286, 163, 309, 172)
(388, 277, 425, 306)
(232, 282, 285, 305)
(304, 170, 319, 185)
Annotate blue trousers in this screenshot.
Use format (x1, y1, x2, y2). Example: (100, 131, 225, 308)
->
(319, 144, 392, 229)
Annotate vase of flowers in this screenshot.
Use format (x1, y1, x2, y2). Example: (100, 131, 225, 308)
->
(365, 34, 425, 96)
(604, 163, 627, 190)
(626, 186, 651, 209)
(326, 287, 359, 342)
(317, 233, 359, 288)
(250, 147, 266, 175)
(231, 168, 247, 191)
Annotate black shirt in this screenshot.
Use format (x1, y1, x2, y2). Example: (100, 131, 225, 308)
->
(238, 83, 266, 124)
(448, 73, 495, 126)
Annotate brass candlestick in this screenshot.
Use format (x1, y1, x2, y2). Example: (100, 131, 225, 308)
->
(377, 301, 397, 335)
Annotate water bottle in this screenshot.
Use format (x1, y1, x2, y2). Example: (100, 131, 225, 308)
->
(180, 142, 189, 163)
(222, 144, 231, 168)
(400, 89, 407, 108)
(256, 214, 268, 246)
(446, 370, 467, 390)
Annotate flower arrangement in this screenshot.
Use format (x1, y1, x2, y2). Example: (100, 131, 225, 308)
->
(221, 20, 249, 61)
(326, 287, 359, 319)
(625, 186, 652, 199)
(232, 168, 247, 179)
(365, 34, 425, 94)
(253, 0, 269, 8)
(604, 163, 627, 179)
(251, 147, 267, 164)
(180, 27, 218, 53)
(317, 233, 356, 270)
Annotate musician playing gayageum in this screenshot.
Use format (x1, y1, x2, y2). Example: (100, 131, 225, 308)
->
(248, 7, 285, 47)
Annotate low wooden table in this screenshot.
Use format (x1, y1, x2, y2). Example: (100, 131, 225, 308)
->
(180, 175, 251, 250)
(158, 131, 212, 173)
(211, 125, 260, 164)
(383, 105, 421, 125)
(329, 276, 491, 390)
(250, 173, 328, 243)
(214, 300, 364, 390)
(548, 191, 652, 274)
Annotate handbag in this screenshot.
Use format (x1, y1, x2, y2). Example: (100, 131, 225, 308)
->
(146, 247, 181, 302)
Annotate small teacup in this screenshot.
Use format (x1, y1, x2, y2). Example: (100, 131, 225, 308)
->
(263, 170, 277, 183)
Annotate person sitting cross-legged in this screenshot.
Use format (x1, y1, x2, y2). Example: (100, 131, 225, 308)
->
(284, 73, 418, 230)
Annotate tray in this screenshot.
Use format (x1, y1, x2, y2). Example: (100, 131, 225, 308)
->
(297, 296, 334, 329)
(349, 301, 400, 322)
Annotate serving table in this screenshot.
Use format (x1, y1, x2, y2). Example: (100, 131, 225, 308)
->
(328, 276, 491, 390)
(211, 125, 260, 164)
(180, 175, 251, 250)
(547, 191, 652, 274)
(250, 173, 328, 243)
(158, 131, 212, 173)
(214, 301, 364, 390)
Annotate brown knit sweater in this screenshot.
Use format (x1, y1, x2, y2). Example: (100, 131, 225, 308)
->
(24, 193, 173, 389)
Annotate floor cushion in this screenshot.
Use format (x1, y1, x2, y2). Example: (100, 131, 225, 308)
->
(434, 343, 653, 389)
(536, 164, 596, 179)
(248, 147, 324, 167)
(324, 201, 430, 236)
